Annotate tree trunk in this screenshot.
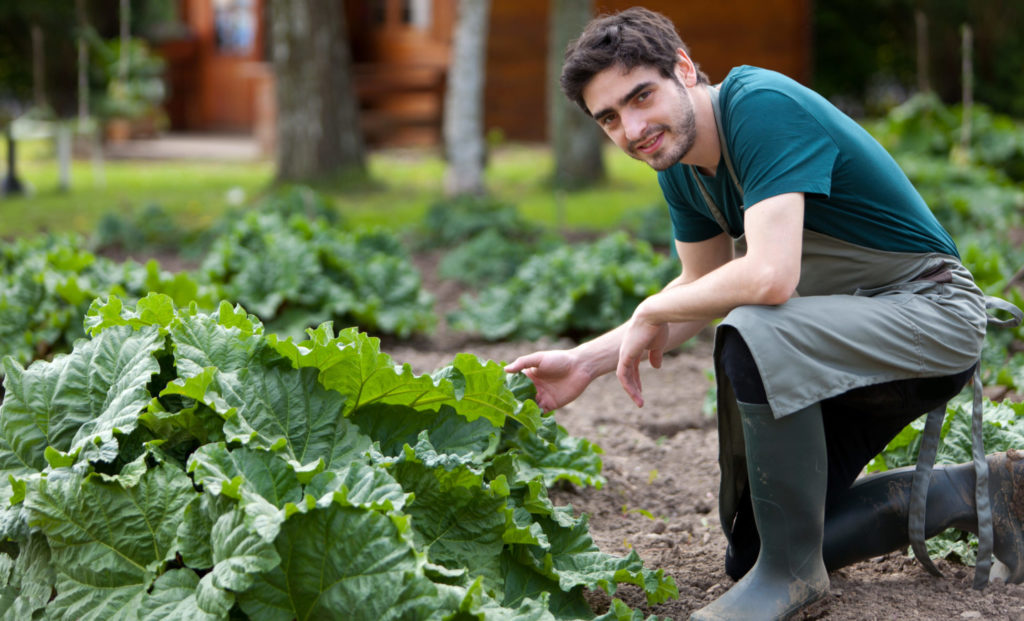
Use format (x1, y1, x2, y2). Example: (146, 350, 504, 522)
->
(270, 0, 365, 183)
(443, 0, 490, 196)
(549, 0, 605, 190)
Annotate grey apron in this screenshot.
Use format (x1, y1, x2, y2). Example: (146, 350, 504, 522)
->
(700, 84, 1020, 588)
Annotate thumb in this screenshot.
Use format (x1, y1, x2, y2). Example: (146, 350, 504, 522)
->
(504, 352, 544, 373)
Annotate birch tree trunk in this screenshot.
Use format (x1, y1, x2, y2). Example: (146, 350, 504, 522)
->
(443, 0, 490, 196)
(270, 0, 365, 183)
(549, 0, 605, 189)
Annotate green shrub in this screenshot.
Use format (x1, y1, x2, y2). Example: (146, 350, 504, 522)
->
(0, 295, 676, 619)
(450, 233, 677, 341)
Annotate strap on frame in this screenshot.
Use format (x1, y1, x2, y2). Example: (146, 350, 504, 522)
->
(690, 85, 742, 239)
(908, 295, 1023, 588)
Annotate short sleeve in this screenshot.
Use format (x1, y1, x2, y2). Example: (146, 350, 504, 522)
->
(726, 88, 840, 209)
(658, 167, 724, 243)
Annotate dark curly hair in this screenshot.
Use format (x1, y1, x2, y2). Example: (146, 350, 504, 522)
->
(560, 7, 709, 116)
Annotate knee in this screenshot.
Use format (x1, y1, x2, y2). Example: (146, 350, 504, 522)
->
(719, 327, 768, 405)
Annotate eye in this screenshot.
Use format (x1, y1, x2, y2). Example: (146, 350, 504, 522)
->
(600, 113, 618, 127)
(636, 90, 652, 104)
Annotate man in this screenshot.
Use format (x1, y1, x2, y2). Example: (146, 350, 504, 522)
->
(504, 7, 1024, 620)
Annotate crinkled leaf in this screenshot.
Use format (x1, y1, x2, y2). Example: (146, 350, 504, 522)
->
(176, 493, 234, 569)
(306, 462, 410, 513)
(24, 463, 196, 587)
(213, 360, 369, 470)
(0, 325, 163, 470)
(209, 507, 281, 592)
(136, 569, 233, 621)
(84, 293, 178, 337)
(237, 503, 439, 621)
(169, 305, 265, 381)
(390, 441, 508, 590)
(0, 533, 54, 621)
(526, 514, 678, 606)
(499, 549, 593, 620)
(503, 418, 605, 488)
(351, 403, 498, 459)
(188, 443, 302, 507)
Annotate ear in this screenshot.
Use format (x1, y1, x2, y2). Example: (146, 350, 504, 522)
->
(673, 48, 698, 87)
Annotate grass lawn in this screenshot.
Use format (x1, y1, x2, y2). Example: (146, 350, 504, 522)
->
(0, 137, 665, 240)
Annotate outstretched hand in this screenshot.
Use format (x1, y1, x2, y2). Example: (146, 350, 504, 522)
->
(504, 350, 593, 412)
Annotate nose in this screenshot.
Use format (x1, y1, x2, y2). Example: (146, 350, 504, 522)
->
(622, 111, 647, 142)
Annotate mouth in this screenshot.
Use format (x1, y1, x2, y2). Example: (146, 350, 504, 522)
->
(633, 131, 663, 155)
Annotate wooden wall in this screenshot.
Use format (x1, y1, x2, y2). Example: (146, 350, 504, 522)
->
(485, 0, 813, 142)
(159, 0, 811, 148)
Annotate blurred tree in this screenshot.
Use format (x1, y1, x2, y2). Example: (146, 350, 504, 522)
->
(443, 0, 490, 196)
(548, 0, 605, 190)
(269, 0, 366, 183)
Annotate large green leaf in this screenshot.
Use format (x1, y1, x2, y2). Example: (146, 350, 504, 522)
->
(392, 448, 508, 590)
(208, 506, 281, 593)
(0, 533, 53, 621)
(188, 443, 302, 507)
(351, 403, 498, 459)
(215, 361, 369, 470)
(169, 304, 265, 380)
(136, 569, 233, 621)
(272, 325, 543, 432)
(305, 461, 410, 513)
(237, 503, 439, 621)
(23, 463, 196, 613)
(0, 325, 163, 471)
(525, 514, 678, 606)
(499, 550, 592, 620)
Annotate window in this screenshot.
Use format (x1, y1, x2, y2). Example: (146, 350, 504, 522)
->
(214, 0, 256, 55)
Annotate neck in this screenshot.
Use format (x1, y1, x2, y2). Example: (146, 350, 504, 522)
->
(680, 84, 721, 173)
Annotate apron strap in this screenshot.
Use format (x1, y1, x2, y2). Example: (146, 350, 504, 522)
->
(909, 294, 1022, 588)
(690, 85, 743, 239)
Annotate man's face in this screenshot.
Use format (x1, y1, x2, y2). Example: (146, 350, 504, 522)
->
(582, 63, 696, 171)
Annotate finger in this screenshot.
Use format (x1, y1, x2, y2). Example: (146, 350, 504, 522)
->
(616, 359, 644, 408)
(504, 352, 544, 373)
(649, 347, 663, 369)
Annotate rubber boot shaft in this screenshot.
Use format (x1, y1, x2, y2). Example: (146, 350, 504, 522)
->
(823, 449, 1024, 582)
(690, 401, 830, 620)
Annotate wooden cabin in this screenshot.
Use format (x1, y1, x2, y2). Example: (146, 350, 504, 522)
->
(157, 0, 812, 149)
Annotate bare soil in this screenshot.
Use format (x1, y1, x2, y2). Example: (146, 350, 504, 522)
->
(383, 251, 1024, 621)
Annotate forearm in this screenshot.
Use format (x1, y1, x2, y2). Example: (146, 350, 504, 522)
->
(571, 318, 709, 380)
(637, 255, 785, 324)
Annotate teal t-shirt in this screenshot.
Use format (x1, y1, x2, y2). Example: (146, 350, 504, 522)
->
(658, 66, 959, 258)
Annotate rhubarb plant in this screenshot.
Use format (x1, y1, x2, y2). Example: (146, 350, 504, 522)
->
(0, 294, 676, 619)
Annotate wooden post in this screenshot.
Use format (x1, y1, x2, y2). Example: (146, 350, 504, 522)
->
(915, 10, 930, 94)
(31, 25, 46, 108)
(960, 24, 973, 152)
(2, 127, 25, 196)
(119, 0, 131, 80)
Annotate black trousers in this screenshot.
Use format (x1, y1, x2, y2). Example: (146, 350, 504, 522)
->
(718, 326, 976, 578)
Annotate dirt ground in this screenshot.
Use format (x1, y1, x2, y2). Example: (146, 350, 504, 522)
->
(383, 251, 1024, 621)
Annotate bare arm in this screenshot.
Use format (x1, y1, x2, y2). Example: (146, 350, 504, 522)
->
(616, 192, 805, 406)
(504, 229, 734, 411)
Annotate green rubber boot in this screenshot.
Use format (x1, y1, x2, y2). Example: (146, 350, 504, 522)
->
(823, 449, 1024, 582)
(690, 401, 830, 621)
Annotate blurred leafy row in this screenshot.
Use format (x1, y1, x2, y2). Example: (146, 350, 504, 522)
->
(0, 294, 674, 619)
(1, 189, 436, 377)
(2, 190, 678, 379)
